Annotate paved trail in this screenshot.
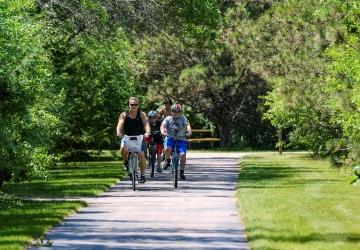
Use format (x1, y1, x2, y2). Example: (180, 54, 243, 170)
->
(29, 152, 249, 250)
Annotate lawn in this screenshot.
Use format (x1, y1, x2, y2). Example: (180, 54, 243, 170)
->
(237, 152, 360, 250)
(0, 156, 125, 250)
(0, 199, 84, 250)
(2, 161, 125, 198)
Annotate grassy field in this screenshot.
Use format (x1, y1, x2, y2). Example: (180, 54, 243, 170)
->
(2, 161, 124, 198)
(0, 158, 125, 250)
(237, 152, 360, 250)
(0, 199, 84, 249)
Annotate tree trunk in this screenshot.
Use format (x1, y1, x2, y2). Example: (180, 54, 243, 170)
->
(218, 120, 232, 149)
(278, 128, 283, 155)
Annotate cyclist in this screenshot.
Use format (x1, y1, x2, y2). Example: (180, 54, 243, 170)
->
(147, 110, 164, 173)
(116, 97, 151, 184)
(160, 103, 192, 180)
(157, 97, 173, 120)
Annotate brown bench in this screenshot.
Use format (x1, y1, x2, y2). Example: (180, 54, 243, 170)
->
(188, 138, 220, 142)
(188, 129, 220, 145)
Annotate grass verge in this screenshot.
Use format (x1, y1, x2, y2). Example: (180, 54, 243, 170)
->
(2, 161, 125, 198)
(0, 159, 125, 249)
(0, 198, 84, 249)
(237, 152, 360, 250)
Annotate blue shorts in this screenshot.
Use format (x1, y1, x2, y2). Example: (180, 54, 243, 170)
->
(164, 137, 187, 154)
(120, 137, 145, 152)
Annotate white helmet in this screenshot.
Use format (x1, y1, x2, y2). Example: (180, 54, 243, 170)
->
(148, 110, 158, 117)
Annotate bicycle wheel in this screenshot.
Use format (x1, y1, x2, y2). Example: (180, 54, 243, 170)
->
(172, 153, 179, 188)
(150, 145, 155, 177)
(130, 154, 137, 191)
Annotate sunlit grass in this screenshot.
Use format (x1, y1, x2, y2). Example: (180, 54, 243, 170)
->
(2, 161, 125, 197)
(237, 152, 360, 250)
(0, 159, 125, 249)
(0, 200, 84, 250)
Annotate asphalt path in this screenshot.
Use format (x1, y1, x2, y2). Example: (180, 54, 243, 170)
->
(29, 152, 249, 250)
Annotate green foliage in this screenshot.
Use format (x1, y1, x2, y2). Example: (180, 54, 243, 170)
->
(324, 0, 360, 163)
(0, 0, 62, 185)
(226, 0, 350, 156)
(168, 0, 221, 42)
(49, 28, 137, 150)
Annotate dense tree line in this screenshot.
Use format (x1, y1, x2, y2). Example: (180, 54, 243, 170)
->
(0, 0, 359, 186)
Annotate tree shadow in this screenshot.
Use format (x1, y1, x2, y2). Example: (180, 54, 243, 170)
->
(246, 226, 360, 245)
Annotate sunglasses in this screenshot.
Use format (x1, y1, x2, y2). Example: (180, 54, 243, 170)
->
(130, 103, 138, 107)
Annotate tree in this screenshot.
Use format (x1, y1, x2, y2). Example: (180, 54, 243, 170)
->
(228, 0, 343, 154)
(139, 21, 274, 148)
(325, 0, 360, 164)
(0, 0, 64, 185)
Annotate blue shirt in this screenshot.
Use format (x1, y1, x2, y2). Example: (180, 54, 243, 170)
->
(161, 115, 188, 140)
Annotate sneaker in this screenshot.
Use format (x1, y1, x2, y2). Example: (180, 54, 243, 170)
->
(139, 175, 146, 183)
(180, 173, 186, 181)
(157, 166, 162, 173)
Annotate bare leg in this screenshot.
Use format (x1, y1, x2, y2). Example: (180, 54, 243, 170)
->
(156, 153, 162, 167)
(180, 153, 186, 170)
(120, 145, 128, 161)
(165, 147, 171, 160)
(138, 152, 146, 175)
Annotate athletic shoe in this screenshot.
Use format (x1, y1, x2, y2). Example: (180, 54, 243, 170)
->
(180, 174, 186, 180)
(139, 175, 146, 183)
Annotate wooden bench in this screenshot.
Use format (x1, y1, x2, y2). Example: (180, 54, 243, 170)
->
(188, 129, 220, 145)
(188, 138, 220, 142)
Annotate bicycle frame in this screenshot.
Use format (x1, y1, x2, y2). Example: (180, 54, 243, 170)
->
(123, 135, 143, 191)
(170, 141, 180, 188)
(166, 126, 187, 188)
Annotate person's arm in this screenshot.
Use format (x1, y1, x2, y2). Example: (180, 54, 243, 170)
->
(160, 119, 167, 136)
(141, 111, 151, 135)
(186, 123, 192, 137)
(157, 108, 164, 120)
(116, 112, 126, 137)
(185, 117, 192, 137)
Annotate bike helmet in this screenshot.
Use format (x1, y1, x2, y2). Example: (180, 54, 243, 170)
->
(148, 110, 158, 117)
(171, 103, 182, 113)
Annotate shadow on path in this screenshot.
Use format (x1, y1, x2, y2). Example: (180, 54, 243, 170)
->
(28, 152, 249, 250)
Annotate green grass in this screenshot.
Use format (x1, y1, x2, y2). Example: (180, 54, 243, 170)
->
(0, 199, 84, 250)
(2, 161, 125, 197)
(0, 159, 125, 249)
(237, 152, 360, 250)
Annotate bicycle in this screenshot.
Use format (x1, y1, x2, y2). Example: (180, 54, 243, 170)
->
(122, 135, 143, 191)
(147, 133, 157, 178)
(169, 130, 187, 188)
(170, 139, 180, 188)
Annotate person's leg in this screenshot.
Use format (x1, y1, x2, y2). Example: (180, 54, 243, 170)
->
(138, 152, 146, 175)
(179, 153, 186, 170)
(138, 139, 147, 183)
(120, 138, 129, 170)
(178, 140, 187, 180)
(164, 137, 174, 169)
(156, 143, 163, 172)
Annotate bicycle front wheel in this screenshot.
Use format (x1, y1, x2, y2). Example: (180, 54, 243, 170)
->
(150, 146, 155, 178)
(172, 154, 179, 188)
(130, 154, 137, 191)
